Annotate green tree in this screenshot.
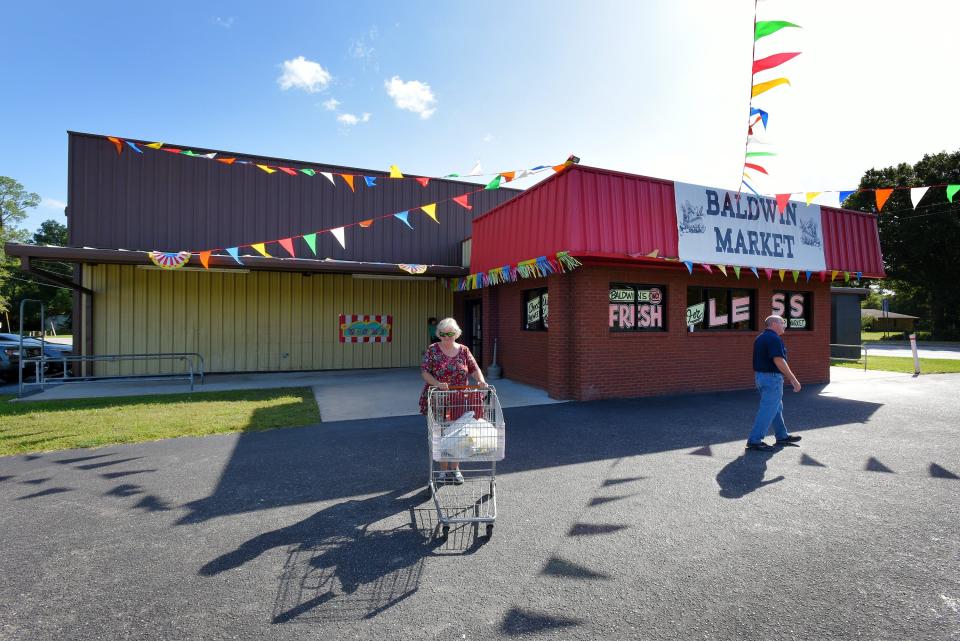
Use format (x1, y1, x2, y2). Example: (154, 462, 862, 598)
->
(843, 151, 960, 339)
(2, 219, 73, 332)
(0, 177, 38, 319)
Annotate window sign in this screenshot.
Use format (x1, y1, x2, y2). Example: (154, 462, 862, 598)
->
(609, 284, 667, 332)
(524, 288, 548, 331)
(772, 291, 812, 330)
(687, 287, 756, 332)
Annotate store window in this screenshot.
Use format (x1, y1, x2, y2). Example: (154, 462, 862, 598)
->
(772, 291, 812, 330)
(609, 283, 667, 332)
(686, 287, 756, 331)
(523, 288, 548, 331)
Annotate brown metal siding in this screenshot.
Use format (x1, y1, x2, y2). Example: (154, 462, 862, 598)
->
(67, 131, 517, 265)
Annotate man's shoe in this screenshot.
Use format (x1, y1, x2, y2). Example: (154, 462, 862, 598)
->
(746, 441, 775, 452)
(776, 435, 802, 445)
(452, 470, 465, 485)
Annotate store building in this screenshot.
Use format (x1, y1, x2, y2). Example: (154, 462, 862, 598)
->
(6, 133, 884, 398)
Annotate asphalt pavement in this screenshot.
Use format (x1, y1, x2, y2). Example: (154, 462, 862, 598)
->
(1, 373, 958, 640)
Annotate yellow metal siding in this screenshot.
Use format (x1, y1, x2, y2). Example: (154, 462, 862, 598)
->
(82, 265, 452, 376)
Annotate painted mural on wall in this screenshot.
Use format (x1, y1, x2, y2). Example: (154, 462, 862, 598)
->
(339, 314, 393, 343)
(674, 182, 826, 272)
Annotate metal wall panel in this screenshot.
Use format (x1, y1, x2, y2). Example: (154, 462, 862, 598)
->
(83, 265, 452, 376)
(67, 132, 517, 265)
(471, 165, 885, 278)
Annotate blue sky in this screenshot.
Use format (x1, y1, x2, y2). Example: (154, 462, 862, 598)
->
(4, 1, 960, 236)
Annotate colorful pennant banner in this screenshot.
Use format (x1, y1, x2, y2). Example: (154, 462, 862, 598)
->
(446, 251, 583, 291)
(765, 182, 960, 212)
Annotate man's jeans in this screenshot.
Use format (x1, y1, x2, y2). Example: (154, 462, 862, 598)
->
(748, 371, 789, 443)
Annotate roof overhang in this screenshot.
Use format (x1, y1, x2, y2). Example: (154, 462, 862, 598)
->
(3, 243, 469, 278)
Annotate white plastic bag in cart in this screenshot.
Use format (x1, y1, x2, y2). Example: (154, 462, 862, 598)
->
(439, 411, 500, 459)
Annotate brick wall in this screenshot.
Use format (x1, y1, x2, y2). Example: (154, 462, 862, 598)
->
(459, 264, 831, 401)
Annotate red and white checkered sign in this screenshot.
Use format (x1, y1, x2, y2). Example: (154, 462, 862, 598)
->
(339, 314, 393, 343)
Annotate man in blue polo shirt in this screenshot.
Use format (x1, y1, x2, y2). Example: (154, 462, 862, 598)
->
(747, 314, 803, 451)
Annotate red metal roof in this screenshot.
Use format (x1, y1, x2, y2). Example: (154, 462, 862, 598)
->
(470, 165, 885, 278)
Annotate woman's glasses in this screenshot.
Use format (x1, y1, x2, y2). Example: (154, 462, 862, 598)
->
(438, 331, 457, 337)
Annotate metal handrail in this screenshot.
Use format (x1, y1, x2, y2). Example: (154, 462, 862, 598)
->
(18, 352, 205, 397)
(829, 343, 868, 371)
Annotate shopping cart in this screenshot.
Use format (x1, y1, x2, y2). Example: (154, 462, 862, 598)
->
(426, 385, 505, 539)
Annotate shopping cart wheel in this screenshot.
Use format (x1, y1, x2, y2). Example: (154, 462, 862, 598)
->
(441, 525, 450, 539)
(485, 524, 494, 538)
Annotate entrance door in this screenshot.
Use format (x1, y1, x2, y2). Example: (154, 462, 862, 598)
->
(465, 301, 482, 363)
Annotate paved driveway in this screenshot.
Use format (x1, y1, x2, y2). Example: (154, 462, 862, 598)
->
(864, 342, 960, 360)
(1, 374, 957, 640)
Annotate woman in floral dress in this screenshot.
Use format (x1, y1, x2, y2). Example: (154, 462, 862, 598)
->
(420, 317, 487, 484)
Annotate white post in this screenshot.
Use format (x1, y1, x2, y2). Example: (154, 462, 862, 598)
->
(909, 333, 921, 375)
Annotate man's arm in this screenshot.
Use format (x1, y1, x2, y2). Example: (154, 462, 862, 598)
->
(773, 357, 801, 392)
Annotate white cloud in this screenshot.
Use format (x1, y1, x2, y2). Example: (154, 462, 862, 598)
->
(277, 56, 332, 93)
(384, 76, 437, 119)
(322, 98, 341, 111)
(41, 197, 66, 211)
(212, 16, 236, 29)
(337, 112, 371, 126)
(482, 133, 493, 143)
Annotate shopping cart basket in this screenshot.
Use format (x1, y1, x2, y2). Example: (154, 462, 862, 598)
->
(426, 385, 505, 538)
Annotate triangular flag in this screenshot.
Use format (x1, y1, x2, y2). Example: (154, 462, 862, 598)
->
(752, 78, 791, 98)
(125, 141, 143, 153)
(552, 164, 568, 173)
(421, 203, 439, 223)
(181, 150, 199, 156)
(300, 168, 316, 176)
(856, 271, 862, 280)
(910, 187, 930, 209)
(805, 270, 812, 282)
(500, 171, 515, 182)
(107, 136, 123, 155)
(320, 172, 336, 185)
(339, 174, 355, 191)
(645, 249, 659, 258)
(750, 266, 759, 279)
(844, 272, 850, 282)
(717, 265, 728, 277)
(755, 20, 801, 41)
(745, 151, 777, 158)
(199, 251, 211, 269)
(839, 190, 856, 205)
(389, 164, 403, 179)
(792, 270, 800, 283)
(364, 176, 377, 187)
(485, 175, 502, 190)
(744, 163, 768, 175)
(278, 238, 296, 257)
(217, 157, 236, 165)
(776, 194, 791, 213)
(778, 269, 786, 281)
(947, 185, 960, 203)
(875, 188, 893, 211)
(200, 153, 217, 160)
(702, 264, 713, 274)
(452, 194, 472, 210)
(764, 268, 774, 280)
(830, 270, 838, 282)
(819, 270, 827, 282)
(303, 233, 317, 254)
(161, 148, 182, 154)
(683, 261, 693, 274)
(468, 161, 482, 176)
(752, 52, 802, 75)
(251, 243, 270, 257)
(330, 227, 346, 248)
(733, 266, 741, 279)
(515, 169, 532, 180)
(256, 165, 276, 174)
(415, 177, 430, 187)
(226, 247, 243, 264)
(394, 211, 413, 229)
(146, 142, 163, 149)
(749, 108, 769, 129)
(277, 167, 297, 176)
(358, 219, 373, 228)
(805, 192, 821, 205)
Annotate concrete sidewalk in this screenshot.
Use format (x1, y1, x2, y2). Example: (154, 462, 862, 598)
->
(12, 368, 563, 421)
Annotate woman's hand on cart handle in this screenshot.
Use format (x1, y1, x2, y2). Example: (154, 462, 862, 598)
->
(434, 382, 450, 390)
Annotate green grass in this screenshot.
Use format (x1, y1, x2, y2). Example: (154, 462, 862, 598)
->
(832, 356, 960, 374)
(0, 387, 320, 457)
(860, 330, 900, 341)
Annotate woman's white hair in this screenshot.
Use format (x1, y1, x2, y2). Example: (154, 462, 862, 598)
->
(436, 317, 462, 339)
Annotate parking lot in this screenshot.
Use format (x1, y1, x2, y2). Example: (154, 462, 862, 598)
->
(1, 370, 957, 640)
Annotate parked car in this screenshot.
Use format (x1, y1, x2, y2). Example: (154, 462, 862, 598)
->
(0, 340, 45, 383)
(0, 334, 71, 377)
